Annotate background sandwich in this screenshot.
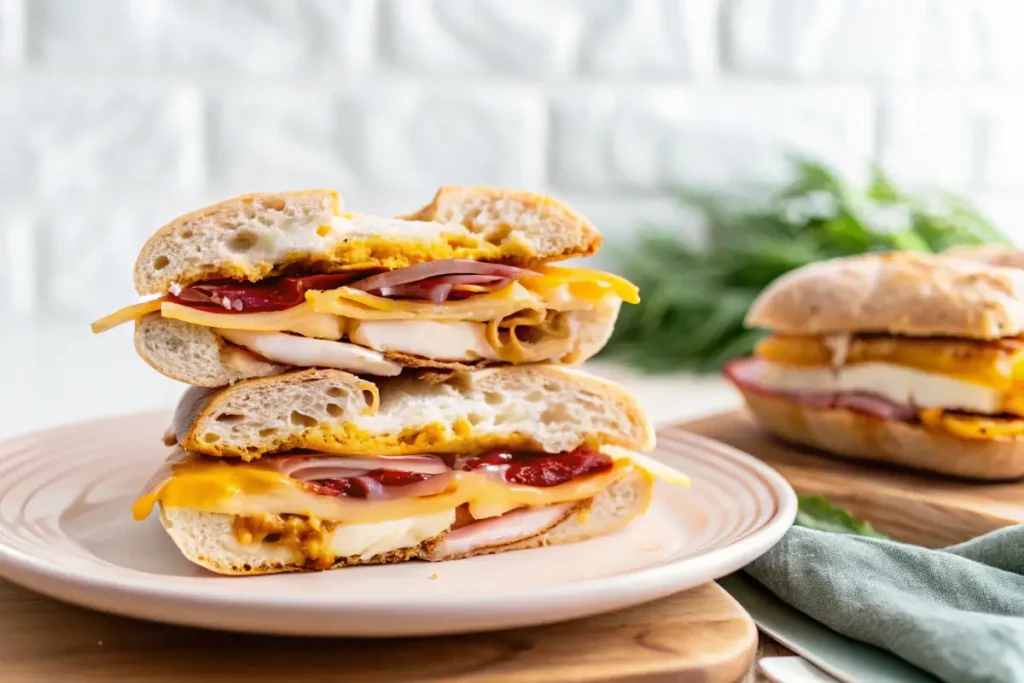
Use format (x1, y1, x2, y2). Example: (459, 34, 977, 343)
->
(724, 252, 1024, 480)
(92, 187, 637, 386)
(136, 365, 685, 575)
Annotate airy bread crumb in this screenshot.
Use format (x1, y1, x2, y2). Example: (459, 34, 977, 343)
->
(170, 365, 656, 459)
(134, 187, 601, 296)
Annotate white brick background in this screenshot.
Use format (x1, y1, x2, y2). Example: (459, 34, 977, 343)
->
(3, 0, 1024, 322)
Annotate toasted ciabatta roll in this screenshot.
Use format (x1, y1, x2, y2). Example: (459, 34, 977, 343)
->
(167, 365, 655, 459)
(94, 187, 636, 385)
(728, 251, 1024, 479)
(747, 251, 1024, 339)
(156, 468, 653, 575)
(134, 187, 600, 296)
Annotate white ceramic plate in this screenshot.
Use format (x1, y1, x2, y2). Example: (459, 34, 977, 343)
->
(0, 412, 796, 637)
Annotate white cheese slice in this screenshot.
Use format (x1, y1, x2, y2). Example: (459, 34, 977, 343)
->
(753, 361, 1003, 415)
(349, 320, 499, 362)
(602, 445, 691, 486)
(325, 509, 456, 560)
(215, 328, 403, 376)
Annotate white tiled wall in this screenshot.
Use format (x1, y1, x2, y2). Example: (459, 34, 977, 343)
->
(3, 0, 1024, 322)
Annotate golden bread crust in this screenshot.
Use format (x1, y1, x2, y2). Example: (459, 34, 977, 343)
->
(739, 388, 1024, 480)
(169, 366, 656, 459)
(134, 187, 601, 296)
(135, 190, 341, 295)
(400, 185, 601, 262)
(746, 252, 1024, 339)
(134, 313, 286, 387)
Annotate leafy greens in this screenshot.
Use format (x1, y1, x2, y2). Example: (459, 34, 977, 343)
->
(601, 159, 1010, 372)
(795, 496, 890, 539)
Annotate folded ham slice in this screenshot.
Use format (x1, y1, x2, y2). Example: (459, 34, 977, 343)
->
(724, 357, 919, 422)
(429, 501, 578, 559)
(351, 260, 534, 291)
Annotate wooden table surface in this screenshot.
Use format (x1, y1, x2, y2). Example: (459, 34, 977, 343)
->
(0, 410, 847, 682)
(681, 411, 1024, 547)
(0, 576, 778, 683)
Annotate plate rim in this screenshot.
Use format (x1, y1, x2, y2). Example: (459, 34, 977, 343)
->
(0, 411, 797, 618)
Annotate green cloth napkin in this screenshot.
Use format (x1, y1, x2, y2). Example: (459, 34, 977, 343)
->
(747, 525, 1024, 683)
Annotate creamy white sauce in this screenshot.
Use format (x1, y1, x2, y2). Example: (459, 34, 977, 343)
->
(753, 361, 1003, 414)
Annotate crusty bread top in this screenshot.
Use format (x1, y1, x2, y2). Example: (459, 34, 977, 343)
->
(134, 190, 339, 296)
(944, 246, 1024, 270)
(170, 365, 655, 459)
(746, 252, 1024, 339)
(134, 186, 601, 296)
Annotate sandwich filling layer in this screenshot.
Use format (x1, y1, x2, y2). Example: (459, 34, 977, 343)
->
(94, 262, 638, 370)
(135, 446, 684, 523)
(227, 510, 456, 568)
(145, 447, 684, 566)
(728, 333, 1024, 439)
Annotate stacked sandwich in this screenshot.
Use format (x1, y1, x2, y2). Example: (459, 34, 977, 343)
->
(94, 187, 684, 574)
(725, 251, 1024, 480)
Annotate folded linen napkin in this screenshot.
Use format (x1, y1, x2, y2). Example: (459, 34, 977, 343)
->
(747, 524, 1024, 683)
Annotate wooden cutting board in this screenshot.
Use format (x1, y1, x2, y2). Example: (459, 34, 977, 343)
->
(676, 411, 1024, 547)
(0, 577, 756, 683)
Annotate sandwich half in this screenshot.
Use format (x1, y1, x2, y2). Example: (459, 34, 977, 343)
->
(724, 251, 1024, 480)
(136, 366, 684, 575)
(92, 187, 637, 386)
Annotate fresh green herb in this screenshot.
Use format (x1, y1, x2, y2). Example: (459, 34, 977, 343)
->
(601, 158, 1009, 372)
(795, 495, 890, 539)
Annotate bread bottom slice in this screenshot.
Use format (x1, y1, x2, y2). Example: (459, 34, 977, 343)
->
(135, 296, 619, 389)
(740, 388, 1024, 480)
(160, 469, 654, 576)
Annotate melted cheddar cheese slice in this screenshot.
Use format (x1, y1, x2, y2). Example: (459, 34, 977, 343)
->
(90, 299, 163, 334)
(919, 409, 1024, 441)
(305, 282, 543, 321)
(520, 266, 640, 305)
(754, 334, 1024, 439)
(756, 334, 1024, 390)
(91, 266, 638, 334)
(133, 448, 687, 524)
(161, 302, 347, 339)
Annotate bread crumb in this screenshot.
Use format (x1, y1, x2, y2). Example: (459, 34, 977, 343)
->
(429, 573, 439, 580)
(97, 641, 104, 647)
